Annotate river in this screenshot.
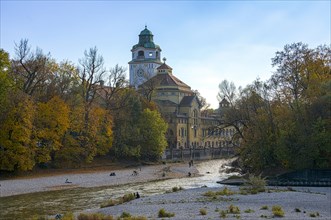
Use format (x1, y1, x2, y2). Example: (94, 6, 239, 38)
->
(0, 159, 238, 219)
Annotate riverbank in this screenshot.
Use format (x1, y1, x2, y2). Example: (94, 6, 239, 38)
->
(0, 161, 199, 197)
(95, 186, 331, 219)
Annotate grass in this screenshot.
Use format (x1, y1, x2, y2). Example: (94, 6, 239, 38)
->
(100, 193, 136, 208)
(244, 208, 255, 213)
(199, 208, 207, 215)
(309, 212, 320, 217)
(165, 186, 184, 193)
(220, 210, 227, 218)
(172, 186, 183, 192)
(228, 204, 240, 214)
(272, 205, 285, 217)
(203, 187, 235, 197)
(158, 208, 175, 218)
(260, 205, 268, 210)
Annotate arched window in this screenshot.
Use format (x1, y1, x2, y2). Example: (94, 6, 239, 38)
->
(138, 51, 144, 58)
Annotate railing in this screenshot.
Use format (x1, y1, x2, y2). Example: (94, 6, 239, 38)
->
(163, 147, 236, 161)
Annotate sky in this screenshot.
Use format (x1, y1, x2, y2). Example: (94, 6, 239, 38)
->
(1, 1, 330, 109)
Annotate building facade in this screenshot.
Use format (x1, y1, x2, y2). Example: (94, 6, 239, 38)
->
(131, 27, 236, 150)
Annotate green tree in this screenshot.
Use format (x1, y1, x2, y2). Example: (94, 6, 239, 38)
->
(138, 108, 168, 161)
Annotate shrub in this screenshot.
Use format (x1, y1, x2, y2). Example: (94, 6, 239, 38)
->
(203, 191, 216, 197)
(120, 212, 132, 218)
(228, 204, 240, 214)
(260, 205, 268, 210)
(172, 186, 183, 192)
(100, 193, 136, 208)
(244, 209, 255, 213)
(203, 187, 235, 197)
(309, 212, 319, 217)
(218, 187, 235, 196)
(220, 210, 227, 218)
(243, 174, 266, 193)
(272, 205, 285, 217)
(199, 208, 207, 215)
(158, 208, 175, 218)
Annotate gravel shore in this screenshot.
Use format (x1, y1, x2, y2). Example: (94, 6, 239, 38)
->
(0, 162, 198, 197)
(96, 186, 331, 220)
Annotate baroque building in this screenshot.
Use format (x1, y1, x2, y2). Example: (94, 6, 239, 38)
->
(130, 27, 236, 150)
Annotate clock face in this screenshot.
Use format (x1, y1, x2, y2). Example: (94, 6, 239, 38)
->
(137, 69, 144, 78)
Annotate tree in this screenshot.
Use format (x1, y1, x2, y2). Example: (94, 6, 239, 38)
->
(193, 89, 210, 110)
(0, 49, 13, 112)
(138, 108, 168, 161)
(79, 46, 106, 130)
(224, 43, 331, 173)
(101, 64, 130, 111)
(11, 39, 57, 98)
(217, 80, 237, 106)
(33, 96, 70, 164)
(0, 92, 35, 171)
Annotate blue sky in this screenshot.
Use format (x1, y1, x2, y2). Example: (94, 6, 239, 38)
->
(1, 1, 330, 108)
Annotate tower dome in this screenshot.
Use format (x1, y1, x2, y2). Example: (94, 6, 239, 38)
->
(129, 26, 163, 87)
(132, 26, 160, 50)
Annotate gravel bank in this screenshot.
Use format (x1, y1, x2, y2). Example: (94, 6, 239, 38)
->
(0, 162, 198, 197)
(96, 186, 331, 220)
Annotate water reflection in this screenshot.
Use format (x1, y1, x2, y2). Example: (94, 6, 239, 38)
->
(0, 159, 237, 219)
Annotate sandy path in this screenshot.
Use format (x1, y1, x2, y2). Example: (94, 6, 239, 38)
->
(0, 162, 198, 197)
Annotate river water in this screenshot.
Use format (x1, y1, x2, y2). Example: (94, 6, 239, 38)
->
(0, 159, 238, 219)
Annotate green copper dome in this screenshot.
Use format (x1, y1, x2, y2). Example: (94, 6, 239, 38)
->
(140, 26, 153, 36)
(132, 26, 161, 50)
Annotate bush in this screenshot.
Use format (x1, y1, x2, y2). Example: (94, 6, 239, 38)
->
(260, 205, 268, 210)
(243, 174, 266, 193)
(199, 208, 207, 215)
(228, 204, 240, 214)
(100, 193, 136, 208)
(244, 209, 255, 213)
(158, 208, 175, 218)
(220, 210, 227, 218)
(120, 212, 132, 218)
(203, 187, 235, 197)
(172, 186, 183, 192)
(272, 205, 285, 217)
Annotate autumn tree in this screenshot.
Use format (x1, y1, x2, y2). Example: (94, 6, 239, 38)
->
(217, 43, 331, 173)
(33, 96, 70, 164)
(0, 92, 35, 171)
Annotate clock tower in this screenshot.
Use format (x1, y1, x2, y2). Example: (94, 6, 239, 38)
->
(129, 26, 163, 87)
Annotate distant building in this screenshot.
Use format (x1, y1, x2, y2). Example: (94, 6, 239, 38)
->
(130, 26, 237, 149)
